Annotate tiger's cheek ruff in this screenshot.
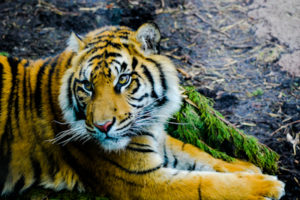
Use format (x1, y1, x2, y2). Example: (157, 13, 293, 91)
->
(58, 66, 90, 144)
(127, 56, 182, 136)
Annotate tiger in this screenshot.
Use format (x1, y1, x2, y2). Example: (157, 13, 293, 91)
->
(0, 23, 285, 200)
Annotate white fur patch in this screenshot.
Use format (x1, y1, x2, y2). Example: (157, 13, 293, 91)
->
(67, 32, 82, 53)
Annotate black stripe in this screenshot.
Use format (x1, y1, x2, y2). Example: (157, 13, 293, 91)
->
(132, 57, 138, 70)
(117, 31, 130, 35)
(66, 53, 74, 68)
(106, 158, 162, 175)
(13, 176, 25, 192)
(24, 60, 30, 68)
(79, 65, 84, 77)
(127, 146, 156, 153)
(188, 161, 197, 171)
(141, 65, 158, 99)
(130, 142, 151, 147)
(89, 55, 102, 62)
(87, 40, 122, 54)
(14, 61, 20, 136)
(119, 35, 128, 40)
(0, 121, 13, 193)
(112, 175, 143, 187)
(107, 41, 122, 50)
(146, 58, 168, 106)
(130, 78, 141, 95)
(131, 93, 149, 102)
(147, 59, 167, 87)
(30, 156, 41, 183)
(0, 63, 3, 112)
(121, 62, 127, 72)
(112, 59, 121, 65)
(105, 52, 121, 59)
(114, 66, 120, 74)
(191, 161, 196, 170)
(123, 43, 129, 50)
(0, 57, 18, 193)
(129, 103, 144, 109)
(163, 143, 168, 167)
(96, 34, 115, 40)
(48, 58, 58, 118)
(198, 184, 202, 200)
(34, 59, 51, 117)
(23, 65, 27, 118)
(67, 73, 74, 109)
(119, 116, 130, 125)
(115, 121, 132, 131)
(173, 155, 178, 168)
(137, 131, 155, 139)
(181, 142, 187, 150)
(31, 130, 57, 182)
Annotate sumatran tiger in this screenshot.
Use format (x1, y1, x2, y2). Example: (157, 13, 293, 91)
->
(0, 23, 285, 200)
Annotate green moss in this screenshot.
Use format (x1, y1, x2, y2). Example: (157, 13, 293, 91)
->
(0, 52, 9, 56)
(251, 88, 264, 97)
(166, 86, 279, 174)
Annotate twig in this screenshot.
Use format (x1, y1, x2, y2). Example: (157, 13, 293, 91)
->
(161, 0, 165, 8)
(193, 13, 231, 38)
(271, 120, 300, 136)
(79, 5, 104, 12)
(38, 0, 79, 16)
(177, 68, 191, 79)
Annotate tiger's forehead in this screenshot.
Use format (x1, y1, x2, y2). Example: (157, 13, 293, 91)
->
(75, 26, 141, 83)
(84, 26, 133, 46)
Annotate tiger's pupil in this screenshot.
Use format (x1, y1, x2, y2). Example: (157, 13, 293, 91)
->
(118, 74, 129, 85)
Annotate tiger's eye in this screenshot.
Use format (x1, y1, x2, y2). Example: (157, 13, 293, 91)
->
(83, 80, 93, 92)
(118, 74, 130, 85)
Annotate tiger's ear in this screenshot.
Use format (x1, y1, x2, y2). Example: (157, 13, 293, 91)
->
(67, 32, 85, 53)
(136, 23, 161, 55)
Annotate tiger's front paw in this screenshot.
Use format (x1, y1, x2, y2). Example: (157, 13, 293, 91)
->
(201, 172, 285, 200)
(239, 173, 285, 200)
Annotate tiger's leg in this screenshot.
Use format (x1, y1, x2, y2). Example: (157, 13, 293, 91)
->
(102, 156, 284, 200)
(96, 136, 284, 200)
(164, 135, 262, 173)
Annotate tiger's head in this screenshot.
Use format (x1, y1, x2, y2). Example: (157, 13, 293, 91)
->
(59, 23, 181, 150)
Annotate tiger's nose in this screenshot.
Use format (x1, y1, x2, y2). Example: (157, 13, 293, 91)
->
(94, 120, 114, 133)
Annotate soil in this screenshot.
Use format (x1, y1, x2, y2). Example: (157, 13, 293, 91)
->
(0, 0, 299, 199)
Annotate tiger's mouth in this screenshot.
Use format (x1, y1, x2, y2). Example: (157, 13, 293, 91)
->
(91, 131, 132, 150)
(86, 125, 136, 150)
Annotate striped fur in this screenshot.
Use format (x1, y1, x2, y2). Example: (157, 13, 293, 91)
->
(0, 23, 284, 199)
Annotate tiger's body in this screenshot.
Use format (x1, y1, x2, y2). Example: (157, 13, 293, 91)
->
(0, 23, 284, 199)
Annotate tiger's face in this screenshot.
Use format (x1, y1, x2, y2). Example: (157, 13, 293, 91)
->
(59, 23, 181, 150)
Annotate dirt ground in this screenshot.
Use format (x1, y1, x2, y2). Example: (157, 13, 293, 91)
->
(0, 0, 299, 199)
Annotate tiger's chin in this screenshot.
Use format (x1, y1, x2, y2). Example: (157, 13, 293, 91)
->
(93, 133, 131, 151)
